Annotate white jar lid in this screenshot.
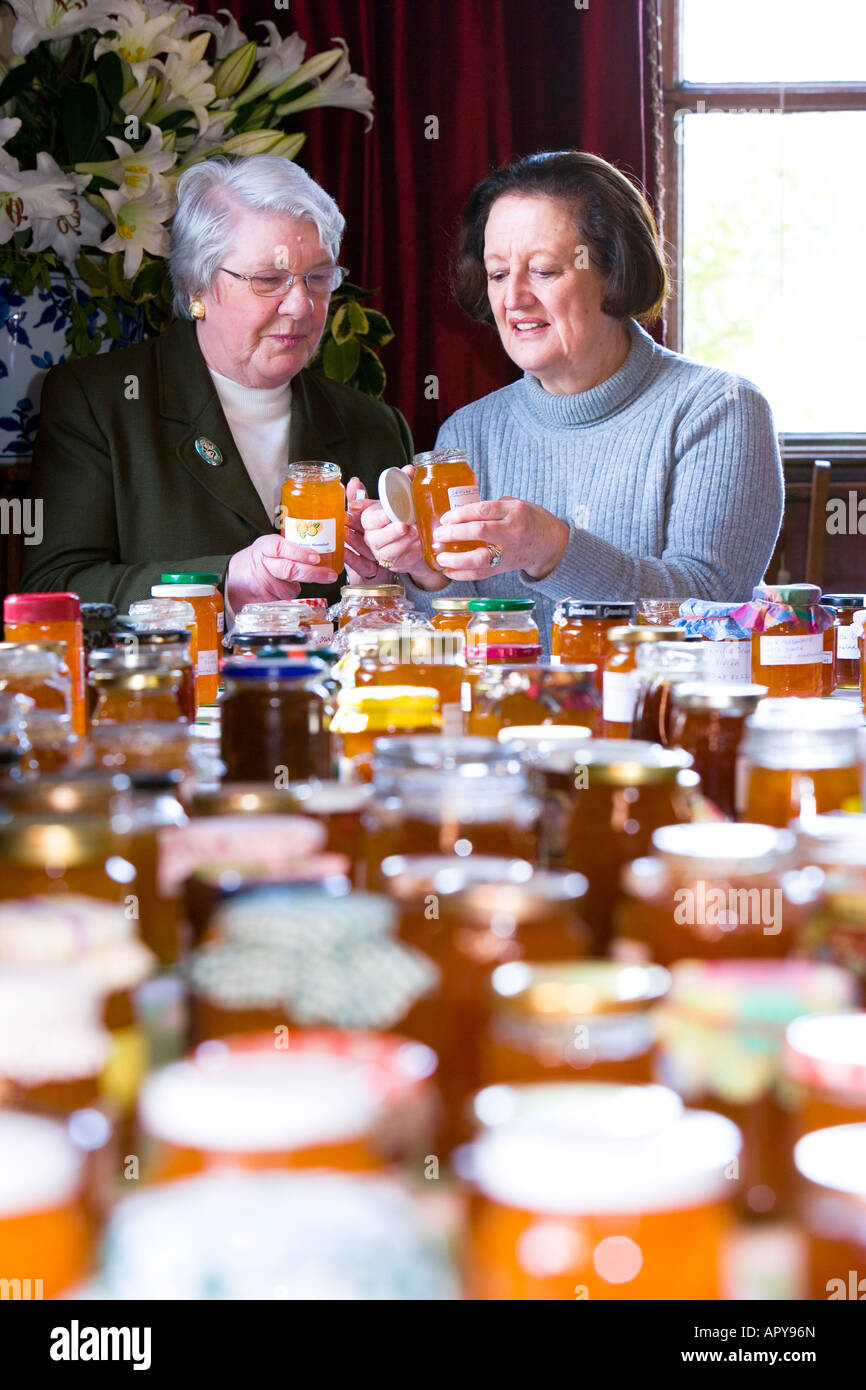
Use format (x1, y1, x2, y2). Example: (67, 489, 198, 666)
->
(377, 467, 416, 525)
(151, 584, 215, 598)
(0, 1112, 83, 1217)
(794, 1123, 866, 1197)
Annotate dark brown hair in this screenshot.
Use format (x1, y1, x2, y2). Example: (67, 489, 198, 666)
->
(453, 151, 667, 325)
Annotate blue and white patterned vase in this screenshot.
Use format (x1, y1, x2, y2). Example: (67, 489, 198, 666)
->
(0, 276, 145, 461)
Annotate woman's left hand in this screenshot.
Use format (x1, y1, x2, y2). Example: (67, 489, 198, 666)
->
(433, 497, 570, 581)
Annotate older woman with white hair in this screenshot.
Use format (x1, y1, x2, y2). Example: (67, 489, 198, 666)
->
(22, 155, 409, 612)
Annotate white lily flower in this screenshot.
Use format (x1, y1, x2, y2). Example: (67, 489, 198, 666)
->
(29, 178, 109, 264)
(276, 39, 374, 131)
(148, 51, 216, 134)
(100, 181, 175, 280)
(210, 7, 249, 62)
(119, 72, 159, 121)
(93, 0, 185, 84)
(239, 22, 306, 106)
(1, 3, 21, 74)
(74, 122, 176, 195)
(7, 0, 117, 59)
(0, 149, 81, 245)
(172, 111, 230, 165)
(0, 115, 22, 164)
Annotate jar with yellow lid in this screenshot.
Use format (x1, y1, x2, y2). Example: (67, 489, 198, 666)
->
(344, 627, 465, 735)
(0, 1111, 94, 1298)
(466, 663, 600, 739)
(331, 686, 441, 782)
(617, 822, 811, 963)
(379, 856, 590, 1151)
(601, 625, 685, 738)
(630, 641, 705, 745)
(738, 698, 862, 825)
(794, 1123, 866, 1299)
(732, 583, 835, 698)
(336, 584, 410, 630)
(431, 596, 475, 636)
(550, 600, 635, 689)
(90, 665, 185, 725)
(483, 959, 671, 1086)
(219, 659, 331, 784)
(0, 641, 71, 715)
(464, 1082, 741, 1300)
(667, 681, 766, 819)
(562, 740, 697, 953)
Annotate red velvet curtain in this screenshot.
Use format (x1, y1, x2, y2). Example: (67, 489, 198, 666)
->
(203, 0, 660, 444)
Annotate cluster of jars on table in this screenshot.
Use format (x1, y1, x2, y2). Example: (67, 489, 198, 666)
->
(1, 563, 866, 1300)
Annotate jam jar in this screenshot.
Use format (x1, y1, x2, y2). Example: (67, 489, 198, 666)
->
(0, 817, 138, 908)
(563, 740, 697, 953)
(126, 629, 196, 722)
(336, 584, 410, 630)
(671, 599, 753, 683)
(431, 597, 474, 637)
(550, 601, 635, 690)
(466, 663, 600, 738)
(656, 958, 857, 1218)
(616, 821, 807, 963)
(274, 781, 373, 887)
(219, 659, 331, 784)
(601, 626, 685, 738)
(630, 641, 705, 745)
(280, 460, 345, 576)
(90, 665, 185, 725)
(3, 592, 86, 737)
(784, 1012, 866, 1140)
(483, 960, 671, 1086)
(379, 856, 590, 1152)
(160, 570, 225, 640)
(331, 687, 441, 782)
(464, 1082, 741, 1300)
(738, 698, 862, 826)
(89, 721, 195, 781)
(151, 582, 220, 707)
(667, 681, 767, 820)
(412, 448, 480, 571)
(0, 642, 71, 716)
(732, 583, 835, 699)
(0, 1111, 93, 1298)
(822, 594, 866, 690)
(158, 814, 328, 904)
(466, 599, 540, 667)
(794, 1123, 866, 1300)
(344, 627, 465, 735)
(231, 601, 327, 648)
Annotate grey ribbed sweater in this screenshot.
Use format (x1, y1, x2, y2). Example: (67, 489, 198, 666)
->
(404, 318, 783, 654)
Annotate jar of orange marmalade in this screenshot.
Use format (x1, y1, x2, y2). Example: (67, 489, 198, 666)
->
(794, 1124, 866, 1300)
(738, 698, 862, 826)
(0, 642, 71, 716)
(601, 626, 685, 738)
(3, 592, 86, 737)
(337, 584, 409, 630)
(617, 821, 810, 963)
(127, 630, 196, 722)
(345, 627, 465, 735)
(465, 599, 540, 667)
(822, 594, 866, 690)
(331, 686, 441, 781)
(630, 641, 705, 745)
(667, 681, 767, 820)
(550, 601, 635, 690)
(466, 663, 599, 738)
(785, 1012, 866, 1145)
(0, 1111, 94, 1299)
(732, 583, 835, 698)
(90, 665, 185, 725)
(161, 570, 225, 639)
(431, 596, 474, 637)
(483, 960, 670, 1087)
(411, 448, 480, 571)
(464, 1082, 741, 1300)
(280, 460, 345, 576)
(563, 740, 697, 953)
(151, 583, 219, 707)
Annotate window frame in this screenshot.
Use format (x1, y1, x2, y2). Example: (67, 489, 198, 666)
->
(660, 0, 866, 454)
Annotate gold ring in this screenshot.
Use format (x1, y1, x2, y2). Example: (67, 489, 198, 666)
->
(380, 558, 395, 569)
(486, 542, 503, 569)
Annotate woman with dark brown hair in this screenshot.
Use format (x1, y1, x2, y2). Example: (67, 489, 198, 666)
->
(360, 151, 783, 650)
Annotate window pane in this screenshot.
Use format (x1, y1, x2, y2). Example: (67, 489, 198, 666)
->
(681, 111, 866, 433)
(682, 0, 866, 82)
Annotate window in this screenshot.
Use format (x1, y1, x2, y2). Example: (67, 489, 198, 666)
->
(661, 0, 866, 442)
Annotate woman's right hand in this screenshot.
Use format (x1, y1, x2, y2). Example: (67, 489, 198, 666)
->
(225, 534, 337, 612)
(359, 465, 446, 589)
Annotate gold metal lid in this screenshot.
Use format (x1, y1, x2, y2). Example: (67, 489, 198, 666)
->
(0, 816, 117, 865)
(670, 681, 768, 713)
(431, 598, 473, 612)
(340, 585, 404, 599)
(191, 784, 317, 817)
(90, 670, 182, 692)
(6, 772, 132, 815)
(0, 641, 66, 656)
(607, 625, 686, 646)
(491, 960, 671, 1018)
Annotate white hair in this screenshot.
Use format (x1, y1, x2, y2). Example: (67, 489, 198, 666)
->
(169, 155, 346, 318)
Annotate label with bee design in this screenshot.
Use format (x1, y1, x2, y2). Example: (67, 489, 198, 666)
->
(282, 515, 336, 552)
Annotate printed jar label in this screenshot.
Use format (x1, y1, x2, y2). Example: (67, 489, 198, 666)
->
(758, 632, 823, 666)
(702, 640, 751, 683)
(197, 649, 219, 676)
(283, 515, 336, 552)
(447, 484, 480, 511)
(216, 612, 225, 634)
(837, 624, 861, 658)
(602, 669, 637, 723)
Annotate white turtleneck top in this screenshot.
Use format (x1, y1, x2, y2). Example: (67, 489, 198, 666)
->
(208, 367, 292, 529)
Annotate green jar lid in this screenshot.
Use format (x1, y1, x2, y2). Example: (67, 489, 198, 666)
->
(161, 572, 221, 585)
(467, 599, 534, 612)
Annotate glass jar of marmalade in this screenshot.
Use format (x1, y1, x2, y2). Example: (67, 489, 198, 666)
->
(3, 592, 86, 737)
(635, 598, 684, 626)
(668, 681, 767, 819)
(672, 599, 753, 682)
(89, 720, 195, 780)
(785, 1012, 866, 1145)
(345, 627, 465, 736)
(550, 601, 635, 690)
(466, 599, 540, 667)
(412, 448, 480, 571)
(160, 570, 225, 639)
(484, 960, 670, 1086)
(630, 641, 705, 745)
(0, 642, 71, 716)
(266, 781, 374, 887)
(0, 1111, 93, 1298)
(280, 460, 345, 576)
(733, 583, 835, 698)
(379, 856, 590, 1151)
(331, 686, 441, 782)
(794, 1123, 866, 1300)
(466, 663, 600, 738)
(17, 711, 86, 777)
(563, 740, 696, 953)
(601, 626, 685, 738)
(431, 597, 474, 636)
(151, 583, 219, 708)
(617, 821, 809, 962)
(336, 584, 410, 630)
(125, 629, 196, 722)
(464, 1083, 741, 1300)
(656, 959, 856, 1218)
(219, 659, 331, 784)
(90, 667, 185, 725)
(738, 698, 862, 826)
(822, 594, 866, 690)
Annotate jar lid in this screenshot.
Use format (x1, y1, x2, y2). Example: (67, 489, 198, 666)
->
(347, 628, 464, 662)
(749, 698, 862, 732)
(0, 644, 65, 673)
(129, 599, 195, 625)
(607, 625, 685, 645)
(371, 734, 519, 776)
(214, 885, 395, 947)
(753, 582, 822, 606)
(279, 780, 374, 815)
(6, 770, 132, 814)
(332, 687, 441, 732)
(473, 1081, 683, 1137)
(667, 959, 856, 1029)
(536, 739, 693, 785)
(230, 634, 309, 650)
(91, 669, 182, 691)
(822, 594, 866, 609)
(81, 602, 117, 623)
(161, 572, 221, 585)
(785, 1013, 866, 1097)
(794, 1123, 866, 1198)
(431, 598, 473, 612)
(491, 960, 671, 1018)
(651, 822, 798, 874)
(286, 460, 341, 479)
(0, 1112, 83, 1218)
(0, 965, 111, 1082)
(743, 699, 862, 768)
(131, 629, 190, 646)
(670, 681, 768, 712)
(3, 592, 81, 624)
(377, 467, 417, 525)
(557, 601, 636, 621)
(498, 724, 593, 748)
(0, 894, 154, 992)
(792, 812, 866, 867)
(380, 854, 534, 896)
(0, 816, 118, 863)
(158, 816, 327, 895)
(340, 585, 404, 598)
(221, 659, 325, 681)
(191, 783, 314, 817)
(467, 599, 534, 612)
(151, 584, 215, 598)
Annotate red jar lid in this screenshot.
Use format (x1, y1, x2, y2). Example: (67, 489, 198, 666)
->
(4, 592, 81, 624)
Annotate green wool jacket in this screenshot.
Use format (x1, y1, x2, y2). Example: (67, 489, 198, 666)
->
(20, 318, 413, 613)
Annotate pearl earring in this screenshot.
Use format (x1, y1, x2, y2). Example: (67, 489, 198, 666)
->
(189, 298, 206, 320)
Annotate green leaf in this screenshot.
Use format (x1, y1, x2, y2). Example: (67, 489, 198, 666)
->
(360, 308, 395, 348)
(95, 51, 124, 111)
(132, 260, 165, 300)
(329, 302, 355, 346)
(346, 299, 369, 336)
(62, 82, 100, 163)
(159, 109, 196, 132)
(76, 253, 109, 291)
(322, 335, 360, 383)
(106, 253, 129, 297)
(355, 343, 387, 399)
(0, 61, 35, 107)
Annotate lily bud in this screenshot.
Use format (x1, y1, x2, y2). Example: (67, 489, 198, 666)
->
(120, 75, 159, 121)
(269, 133, 306, 160)
(212, 39, 257, 99)
(219, 129, 286, 156)
(269, 46, 344, 102)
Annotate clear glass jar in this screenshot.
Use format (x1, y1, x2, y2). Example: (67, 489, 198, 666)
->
(466, 599, 540, 666)
(411, 448, 480, 571)
(822, 594, 866, 689)
(0, 1111, 93, 1298)
(280, 460, 345, 574)
(630, 640, 705, 745)
(18, 710, 86, 777)
(233, 600, 330, 647)
(331, 686, 441, 782)
(3, 591, 85, 737)
(466, 663, 600, 738)
(635, 598, 683, 625)
(738, 698, 862, 825)
(672, 599, 753, 682)
(668, 681, 767, 819)
(91, 666, 185, 725)
(89, 720, 195, 781)
(785, 1013, 866, 1141)
(151, 583, 219, 706)
(336, 584, 409, 631)
(431, 596, 474, 636)
(344, 627, 465, 735)
(550, 600, 635, 688)
(125, 629, 196, 722)
(219, 659, 331, 784)
(0, 641, 71, 716)
(601, 626, 685, 738)
(794, 1123, 866, 1300)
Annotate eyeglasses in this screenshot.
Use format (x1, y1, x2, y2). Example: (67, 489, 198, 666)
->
(219, 266, 348, 297)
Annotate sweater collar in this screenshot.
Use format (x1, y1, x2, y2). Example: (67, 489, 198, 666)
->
(208, 366, 292, 421)
(515, 318, 656, 427)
